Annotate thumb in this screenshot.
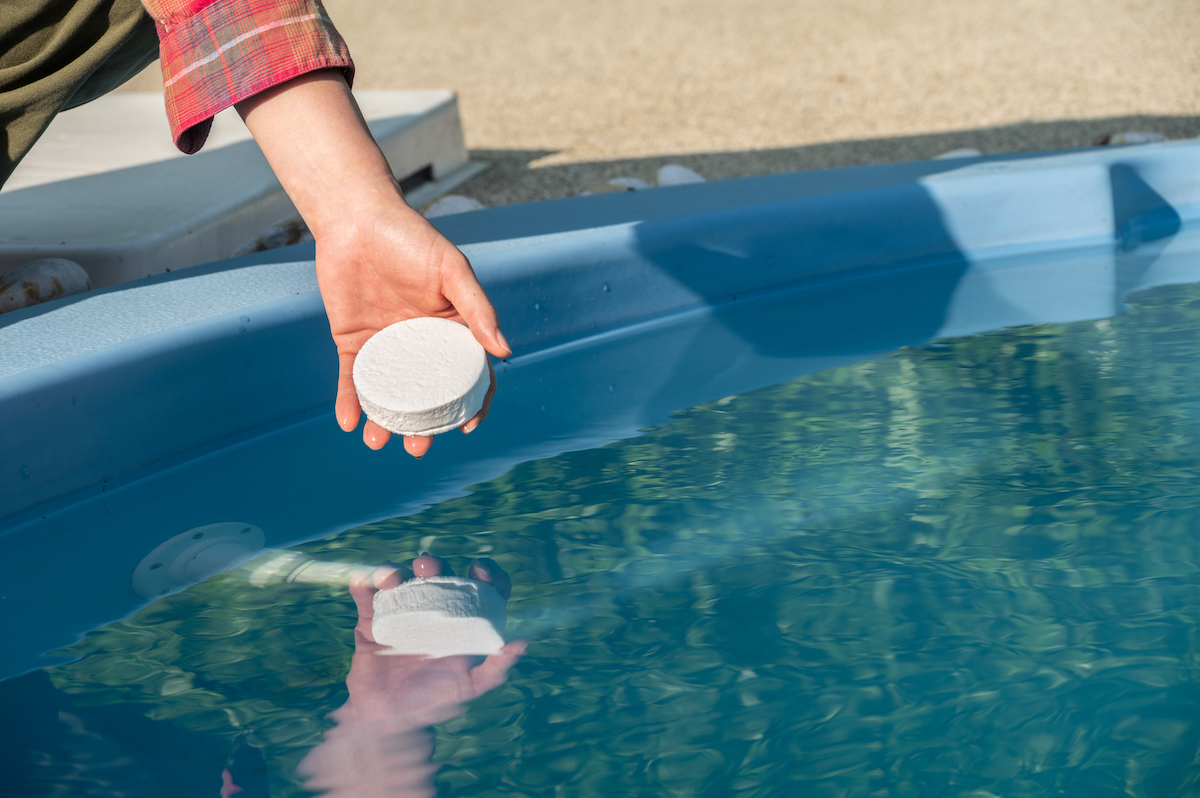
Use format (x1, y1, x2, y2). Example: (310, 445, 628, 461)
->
(470, 640, 527, 695)
(442, 253, 511, 358)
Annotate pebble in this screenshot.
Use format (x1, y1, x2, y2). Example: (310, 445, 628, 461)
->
(581, 177, 651, 195)
(1094, 131, 1168, 146)
(230, 216, 312, 257)
(657, 164, 706, 185)
(0, 258, 91, 314)
(931, 147, 983, 160)
(423, 195, 485, 218)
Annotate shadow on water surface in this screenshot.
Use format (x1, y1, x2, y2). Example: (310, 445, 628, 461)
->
(622, 153, 1190, 428)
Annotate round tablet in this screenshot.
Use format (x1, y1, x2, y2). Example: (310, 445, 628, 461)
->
(372, 576, 507, 657)
(353, 317, 490, 437)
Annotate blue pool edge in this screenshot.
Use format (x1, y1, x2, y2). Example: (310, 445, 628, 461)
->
(3, 141, 1200, 527)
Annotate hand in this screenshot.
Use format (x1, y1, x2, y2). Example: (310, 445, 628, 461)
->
(316, 202, 507, 457)
(343, 555, 522, 726)
(297, 555, 523, 796)
(237, 71, 511, 458)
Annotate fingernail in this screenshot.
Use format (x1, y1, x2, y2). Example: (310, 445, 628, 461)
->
(420, 551, 431, 557)
(495, 328, 511, 355)
(463, 419, 479, 434)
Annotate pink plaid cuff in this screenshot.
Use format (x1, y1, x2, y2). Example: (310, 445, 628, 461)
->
(155, 0, 353, 153)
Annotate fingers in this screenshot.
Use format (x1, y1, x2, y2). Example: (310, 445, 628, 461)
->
(411, 552, 453, 578)
(336, 350, 391, 451)
(442, 253, 511, 359)
(470, 640, 527, 694)
(348, 572, 378, 620)
(373, 562, 403, 590)
(460, 361, 496, 435)
(403, 435, 433, 458)
(364, 421, 431, 458)
(468, 557, 512, 600)
(343, 361, 489, 449)
(363, 420, 391, 450)
(348, 562, 406, 619)
(358, 556, 505, 587)
(335, 352, 361, 432)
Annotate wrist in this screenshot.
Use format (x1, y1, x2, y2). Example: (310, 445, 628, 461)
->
(303, 171, 413, 243)
(238, 70, 415, 241)
(335, 693, 429, 729)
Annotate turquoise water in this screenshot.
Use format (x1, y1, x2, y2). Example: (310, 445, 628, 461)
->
(9, 275, 1200, 796)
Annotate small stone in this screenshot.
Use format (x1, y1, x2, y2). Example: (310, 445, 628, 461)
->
(423, 195, 485, 218)
(931, 147, 983, 160)
(656, 164, 706, 185)
(230, 216, 312, 257)
(0, 258, 90, 314)
(581, 177, 651, 195)
(1093, 131, 1168, 146)
(608, 177, 650, 191)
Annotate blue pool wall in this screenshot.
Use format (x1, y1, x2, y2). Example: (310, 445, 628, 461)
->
(3, 143, 1200, 529)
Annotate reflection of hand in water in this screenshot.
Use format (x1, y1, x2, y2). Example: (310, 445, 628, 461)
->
(343, 555, 520, 724)
(298, 555, 525, 797)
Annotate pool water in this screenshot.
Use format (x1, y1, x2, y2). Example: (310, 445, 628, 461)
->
(9, 270, 1200, 796)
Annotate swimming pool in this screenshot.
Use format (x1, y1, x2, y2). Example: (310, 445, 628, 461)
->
(4, 143, 1200, 796)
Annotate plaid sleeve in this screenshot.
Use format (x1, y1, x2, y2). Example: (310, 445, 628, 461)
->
(142, 0, 354, 154)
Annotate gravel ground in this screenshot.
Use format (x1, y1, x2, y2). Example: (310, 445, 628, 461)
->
(122, 0, 1200, 207)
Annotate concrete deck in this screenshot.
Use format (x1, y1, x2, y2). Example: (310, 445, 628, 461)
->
(118, 0, 1199, 206)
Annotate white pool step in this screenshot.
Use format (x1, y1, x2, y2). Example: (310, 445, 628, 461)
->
(0, 90, 485, 288)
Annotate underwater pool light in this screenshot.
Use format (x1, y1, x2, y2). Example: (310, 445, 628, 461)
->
(132, 522, 265, 599)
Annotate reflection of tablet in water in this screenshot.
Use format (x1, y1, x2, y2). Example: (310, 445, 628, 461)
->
(372, 576, 507, 657)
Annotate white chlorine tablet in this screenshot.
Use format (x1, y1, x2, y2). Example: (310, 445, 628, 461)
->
(353, 317, 490, 436)
(372, 576, 507, 657)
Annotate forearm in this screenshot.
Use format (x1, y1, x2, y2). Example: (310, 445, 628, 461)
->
(236, 68, 508, 455)
(298, 712, 437, 798)
(235, 69, 405, 239)
(297, 692, 464, 798)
